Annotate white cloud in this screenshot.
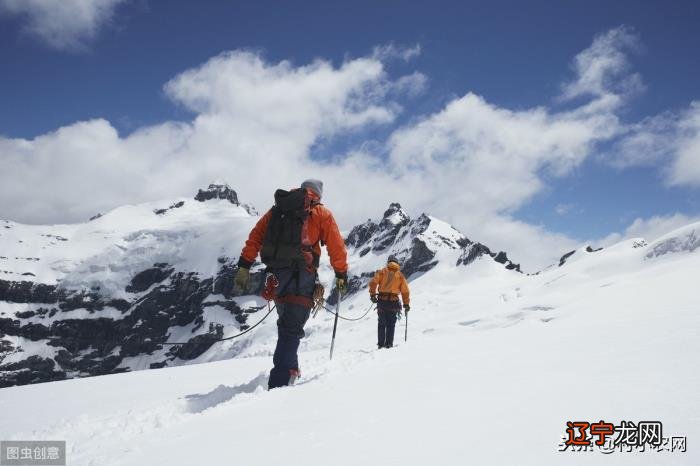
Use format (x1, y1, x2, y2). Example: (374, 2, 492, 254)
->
(560, 26, 643, 109)
(0, 51, 408, 227)
(372, 43, 421, 62)
(599, 213, 700, 246)
(609, 101, 700, 187)
(0, 0, 127, 50)
(164, 51, 397, 140)
(388, 93, 616, 214)
(669, 102, 700, 187)
(609, 111, 677, 167)
(1, 28, 694, 272)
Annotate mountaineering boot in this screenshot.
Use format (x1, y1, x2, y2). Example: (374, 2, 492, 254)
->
(288, 368, 301, 386)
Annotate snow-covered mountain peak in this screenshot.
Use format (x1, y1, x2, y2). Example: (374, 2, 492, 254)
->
(380, 202, 410, 227)
(191, 183, 258, 215)
(335, 204, 522, 302)
(645, 221, 700, 259)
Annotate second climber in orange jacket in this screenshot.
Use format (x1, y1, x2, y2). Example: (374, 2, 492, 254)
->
(233, 179, 348, 388)
(369, 255, 410, 348)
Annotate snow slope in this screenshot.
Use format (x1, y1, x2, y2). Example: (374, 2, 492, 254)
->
(1, 229, 698, 465)
(0, 195, 253, 289)
(1, 190, 521, 387)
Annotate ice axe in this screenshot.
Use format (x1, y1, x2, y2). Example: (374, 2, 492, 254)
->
(329, 286, 340, 360)
(404, 309, 409, 342)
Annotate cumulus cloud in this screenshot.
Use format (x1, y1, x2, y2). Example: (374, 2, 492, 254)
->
(560, 25, 644, 108)
(609, 101, 700, 187)
(376, 27, 644, 267)
(669, 102, 700, 187)
(0, 0, 127, 50)
(388, 93, 617, 214)
(0, 29, 693, 271)
(0, 51, 409, 226)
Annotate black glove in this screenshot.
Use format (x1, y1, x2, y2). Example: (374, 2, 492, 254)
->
(403, 304, 410, 312)
(370, 294, 378, 303)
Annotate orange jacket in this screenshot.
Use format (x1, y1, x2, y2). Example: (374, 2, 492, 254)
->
(239, 189, 348, 274)
(369, 262, 410, 305)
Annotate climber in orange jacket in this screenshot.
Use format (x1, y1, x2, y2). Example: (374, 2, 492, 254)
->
(234, 179, 348, 388)
(369, 255, 410, 348)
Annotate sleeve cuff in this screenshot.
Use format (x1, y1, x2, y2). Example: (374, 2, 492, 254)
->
(237, 257, 254, 269)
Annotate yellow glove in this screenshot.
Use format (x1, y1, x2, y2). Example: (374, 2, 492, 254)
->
(234, 267, 250, 292)
(335, 272, 347, 295)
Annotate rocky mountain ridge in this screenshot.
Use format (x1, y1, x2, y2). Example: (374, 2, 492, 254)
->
(0, 185, 523, 388)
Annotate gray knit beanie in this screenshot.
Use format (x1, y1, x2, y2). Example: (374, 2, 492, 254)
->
(301, 179, 323, 198)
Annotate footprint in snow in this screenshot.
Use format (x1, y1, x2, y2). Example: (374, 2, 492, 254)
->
(458, 319, 480, 327)
(521, 305, 555, 312)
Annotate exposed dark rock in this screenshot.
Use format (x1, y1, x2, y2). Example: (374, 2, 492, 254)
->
(0, 356, 66, 388)
(457, 243, 492, 266)
(241, 203, 259, 216)
(559, 250, 576, 267)
(154, 201, 185, 216)
(505, 262, 521, 272)
(0, 318, 52, 341)
(89, 213, 103, 221)
(107, 299, 130, 313)
(401, 238, 438, 277)
(455, 244, 521, 272)
(586, 245, 603, 253)
(0, 279, 60, 304)
(346, 220, 380, 248)
(58, 289, 106, 313)
(0, 339, 13, 354)
(195, 184, 239, 205)
(126, 264, 173, 293)
(172, 323, 224, 360)
(373, 203, 411, 252)
(0, 256, 265, 387)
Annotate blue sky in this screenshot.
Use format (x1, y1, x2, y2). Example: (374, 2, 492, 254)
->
(1, 0, 699, 269)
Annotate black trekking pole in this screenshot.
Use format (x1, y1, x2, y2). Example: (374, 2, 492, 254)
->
(329, 287, 340, 360)
(404, 311, 408, 342)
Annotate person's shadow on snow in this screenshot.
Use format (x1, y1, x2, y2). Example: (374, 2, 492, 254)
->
(183, 372, 268, 414)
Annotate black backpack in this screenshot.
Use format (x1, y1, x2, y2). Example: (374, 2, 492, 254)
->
(261, 189, 317, 269)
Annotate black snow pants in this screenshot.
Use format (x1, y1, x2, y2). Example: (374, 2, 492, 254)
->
(268, 267, 315, 389)
(377, 298, 401, 348)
